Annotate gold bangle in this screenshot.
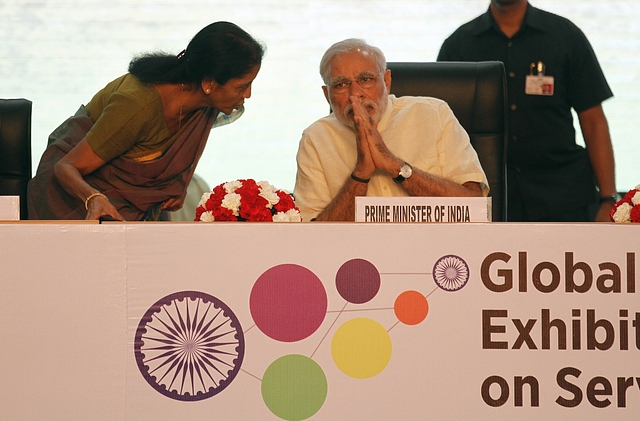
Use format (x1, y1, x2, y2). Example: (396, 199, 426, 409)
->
(84, 192, 108, 210)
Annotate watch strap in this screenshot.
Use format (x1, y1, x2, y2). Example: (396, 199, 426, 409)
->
(393, 174, 406, 184)
(393, 162, 412, 184)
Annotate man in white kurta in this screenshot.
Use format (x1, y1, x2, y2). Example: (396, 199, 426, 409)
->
(293, 38, 488, 222)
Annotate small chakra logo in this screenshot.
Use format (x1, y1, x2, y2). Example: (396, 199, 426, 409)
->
(134, 291, 244, 401)
(432, 255, 470, 291)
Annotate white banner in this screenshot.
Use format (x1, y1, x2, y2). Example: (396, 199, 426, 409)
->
(355, 196, 491, 222)
(0, 222, 638, 420)
(0, 196, 19, 220)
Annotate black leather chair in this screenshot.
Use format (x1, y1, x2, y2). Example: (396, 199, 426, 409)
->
(386, 61, 507, 221)
(0, 98, 33, 220)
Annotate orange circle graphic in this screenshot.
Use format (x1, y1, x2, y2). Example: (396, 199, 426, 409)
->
(394, 290, 429, 325)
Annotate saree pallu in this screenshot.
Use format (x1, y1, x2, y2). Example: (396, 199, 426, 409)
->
(28, 105, 216, 221)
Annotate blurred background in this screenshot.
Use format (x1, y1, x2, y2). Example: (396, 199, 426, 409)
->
(2, 0, 638, 193)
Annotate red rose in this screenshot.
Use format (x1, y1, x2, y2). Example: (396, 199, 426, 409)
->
(239, 196, 270, 220)
(194, 206, 205, 221)
(630, 205, 640, 223)
(211, 184, 226, 198)
(212, 205, 237, 221)
(274, 190, 296, 212)
(622, 189, 638, 203)
(236, 179, 260, 198)
(205, 185, 226, 210)
(252, 207, 274, 221)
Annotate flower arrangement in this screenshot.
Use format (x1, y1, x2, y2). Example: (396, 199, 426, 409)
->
(610, 185, 640, 223)
(195, 179, 301, 222)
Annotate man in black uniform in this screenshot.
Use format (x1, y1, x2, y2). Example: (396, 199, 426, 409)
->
(438, 0, 617, 222)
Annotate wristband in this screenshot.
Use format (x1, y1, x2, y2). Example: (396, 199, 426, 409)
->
(85, 192, 108, 210)
(599, 195, 618, 204)
(350, 173, 370, 184)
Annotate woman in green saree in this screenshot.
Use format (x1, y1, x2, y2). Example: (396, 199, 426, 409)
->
(28, 21, 265, 221)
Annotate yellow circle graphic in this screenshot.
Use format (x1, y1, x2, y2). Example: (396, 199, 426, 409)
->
(331, 318, 392, 379)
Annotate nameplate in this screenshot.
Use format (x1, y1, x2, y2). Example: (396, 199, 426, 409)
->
(0, 196, 20, 220)
(355, 196, 491, 222)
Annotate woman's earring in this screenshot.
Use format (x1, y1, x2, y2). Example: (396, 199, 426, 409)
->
(205, 88, 211, 94)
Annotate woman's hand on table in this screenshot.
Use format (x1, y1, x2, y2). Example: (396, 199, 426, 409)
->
(85, 195, 125, 221)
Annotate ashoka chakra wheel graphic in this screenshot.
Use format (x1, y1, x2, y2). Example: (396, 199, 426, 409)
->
(134, 291, 244, 401)
(433, 255, 470, 291)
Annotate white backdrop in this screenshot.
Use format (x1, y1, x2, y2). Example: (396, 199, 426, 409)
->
(1, 0, 638, 192)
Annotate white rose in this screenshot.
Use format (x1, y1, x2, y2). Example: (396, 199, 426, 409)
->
(272, 209, 301, 222)
(260, 191, 280, 207)
(257, 181, 279, 207)
(612, 202, 633, 223)
(286, 209, 302, 222)
(257, 180, 275, 192)
(272, 212, 289, 222)
(224, 180, 242, 194)
(199, 211, 215, 222)
(222, 192, 242, 216)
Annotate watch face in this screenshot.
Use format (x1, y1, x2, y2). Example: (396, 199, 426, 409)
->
(393, 163, 413, 184)
(400, 164, 412, 178)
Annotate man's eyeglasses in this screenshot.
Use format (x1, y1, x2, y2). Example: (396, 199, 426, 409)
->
(328, 72, 382, 94)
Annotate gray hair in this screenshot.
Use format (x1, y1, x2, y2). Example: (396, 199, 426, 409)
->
(319, 38, 387, 85)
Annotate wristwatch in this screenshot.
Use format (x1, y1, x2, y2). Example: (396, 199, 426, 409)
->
(393, 162, 413, 184)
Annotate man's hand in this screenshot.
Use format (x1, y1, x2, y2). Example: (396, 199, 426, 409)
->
(350, 96, 482, 198)
(351, 96, 401, 178)
(351, 97, 376, 179)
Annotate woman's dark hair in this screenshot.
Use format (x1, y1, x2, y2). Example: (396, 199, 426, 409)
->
(128, 21, 265, 85)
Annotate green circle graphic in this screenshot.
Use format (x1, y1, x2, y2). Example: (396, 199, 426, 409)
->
(261, 354, 328, 421)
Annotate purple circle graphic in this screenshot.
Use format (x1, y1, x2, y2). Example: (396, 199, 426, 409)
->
(134, 291, 244, 401)
(335, 258, 381, 304)
(433, 255, 470, 291)
(250, 264, 327, 342)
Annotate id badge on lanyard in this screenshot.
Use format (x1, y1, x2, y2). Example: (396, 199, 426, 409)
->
(525, 61, 554, 96)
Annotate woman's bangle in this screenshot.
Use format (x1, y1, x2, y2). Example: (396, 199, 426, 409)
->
(85, 192, 108, 210)
(350, 173, 370, 184)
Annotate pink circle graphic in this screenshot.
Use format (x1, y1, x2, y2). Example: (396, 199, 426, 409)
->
(335, 258, 380, 304)
(250, 264, 327, 342)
